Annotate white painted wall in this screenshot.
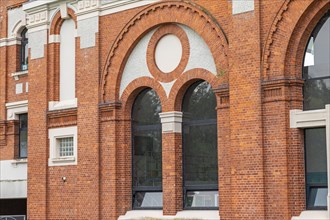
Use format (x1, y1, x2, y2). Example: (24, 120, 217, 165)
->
(0, 160, 27, 199)
(60, 19, 76, 101)
(180, 25, 217, 75)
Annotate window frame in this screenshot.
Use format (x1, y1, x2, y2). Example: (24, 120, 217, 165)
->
(131, 89, 163, 210)
(18, 113, 28, 159)
(181, 81, 219, 210)
(20, 28, 28, 71)
(48, 126, 77, 166)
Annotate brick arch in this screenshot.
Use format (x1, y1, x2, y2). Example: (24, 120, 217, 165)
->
(284, 2, 330, 79)
(262, 0, 329, 80)
(121, 77, 167, 120)
(49, 8, 77, 35)
(101, 0, 229, 103)
(166, 68, 221, 112)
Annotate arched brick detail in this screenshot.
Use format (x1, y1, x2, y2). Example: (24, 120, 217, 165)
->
(146, 24, 189, 83)
(284, 1, 330, 79)
(166, 68, 222, 112)
(101, 0, 229, 103)
(49, 8, 77, 35)
(262, 0, 329, 80)
(121, 77, 167, 120)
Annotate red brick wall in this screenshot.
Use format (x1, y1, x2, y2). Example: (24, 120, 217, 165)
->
(1, 0, 329, 219)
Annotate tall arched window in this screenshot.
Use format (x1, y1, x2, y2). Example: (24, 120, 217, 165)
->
(20, 28, 28, 71)
(132, 89, 162, 209)
(303, 10, 330, 110)
(182, 81, 218, 209)
(303, 11, 329, 210)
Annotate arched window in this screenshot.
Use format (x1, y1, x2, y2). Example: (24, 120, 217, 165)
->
(20, 28, 28, 71)
(182, 81, 218, 209)
(132, 89, 162, 209)
(303, 11, 329, 210)
(59, 19, 75, 101)
(303, 10, 330, 110)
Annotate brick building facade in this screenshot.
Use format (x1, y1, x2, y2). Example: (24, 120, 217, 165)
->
(0, 0, 329, 219)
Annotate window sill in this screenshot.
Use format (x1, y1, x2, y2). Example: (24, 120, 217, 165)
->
(118, 210, 220, 220)
(11, 70, 28, 80)
(49, 98, 77, 111)
(292, 211, 329, 220)
(11, 158, 28, 165)
(51, 156, 75, 163)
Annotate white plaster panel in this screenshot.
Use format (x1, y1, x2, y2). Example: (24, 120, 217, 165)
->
(155, 34, 182, 73)
(7, 7, 26, 37)
(15, 83, 23, 94)
(232, 0, 254, 15)
(29, 29, 47, 59)
(180, 25, 217, 75)
(0, 160, 27, 199)
(119, 29, 156, 97)
(77, 16, 99, 48)
(160, 80, 176, 97)
(60, 19, 76, 101)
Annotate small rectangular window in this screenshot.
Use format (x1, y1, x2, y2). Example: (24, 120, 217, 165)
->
(57, 137, 74, 158)
(19, 113, 28, 158)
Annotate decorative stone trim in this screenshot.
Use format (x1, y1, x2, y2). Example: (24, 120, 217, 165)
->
(291, 211, 328, 220)
(48, 98, 77, 111)
(159, 111, 183, 133)
(232, 0, 254, 15)
(0, 37, 21, 47)
(5, 100, 28, 121)
(146, 24, 189, 83)
(11, 70, 28, 81)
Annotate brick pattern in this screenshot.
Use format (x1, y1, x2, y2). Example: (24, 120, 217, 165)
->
(0, 0, 329, 219)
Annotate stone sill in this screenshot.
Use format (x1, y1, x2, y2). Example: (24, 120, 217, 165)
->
(11, 70, 28, 80)
(119, 210, 220, 220)
(51, 157, 75, 163)
(291, 211, 329, 220)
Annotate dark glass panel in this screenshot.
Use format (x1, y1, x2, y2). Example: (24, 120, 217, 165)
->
(182, 81, 218, 209)
(305, 128, 327, 210)
(304, 78, 330, 110)
(20, 28, 28, 71)
(132, 89, 162, 209)
(303, 11, 330, 110)
(19, 114, 28, 158)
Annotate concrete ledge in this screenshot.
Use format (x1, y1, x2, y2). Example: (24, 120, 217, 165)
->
(118, 210, 220, 220)
(292, 211, 329, 220)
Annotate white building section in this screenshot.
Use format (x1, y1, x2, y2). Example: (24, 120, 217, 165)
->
(0, 160, 27, 199)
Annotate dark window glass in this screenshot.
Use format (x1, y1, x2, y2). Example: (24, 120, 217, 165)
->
(182, 81, 218, 209)
(303, 11, 330, 110)
(19, 114, 28, 158)
(20, 28, 28, 71)
(305, 128, 327, 210)
(132, 89, 162, 209)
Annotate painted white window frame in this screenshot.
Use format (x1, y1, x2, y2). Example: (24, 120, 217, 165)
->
(290, 104, 330, 220)
(48, 126, 77, 166)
